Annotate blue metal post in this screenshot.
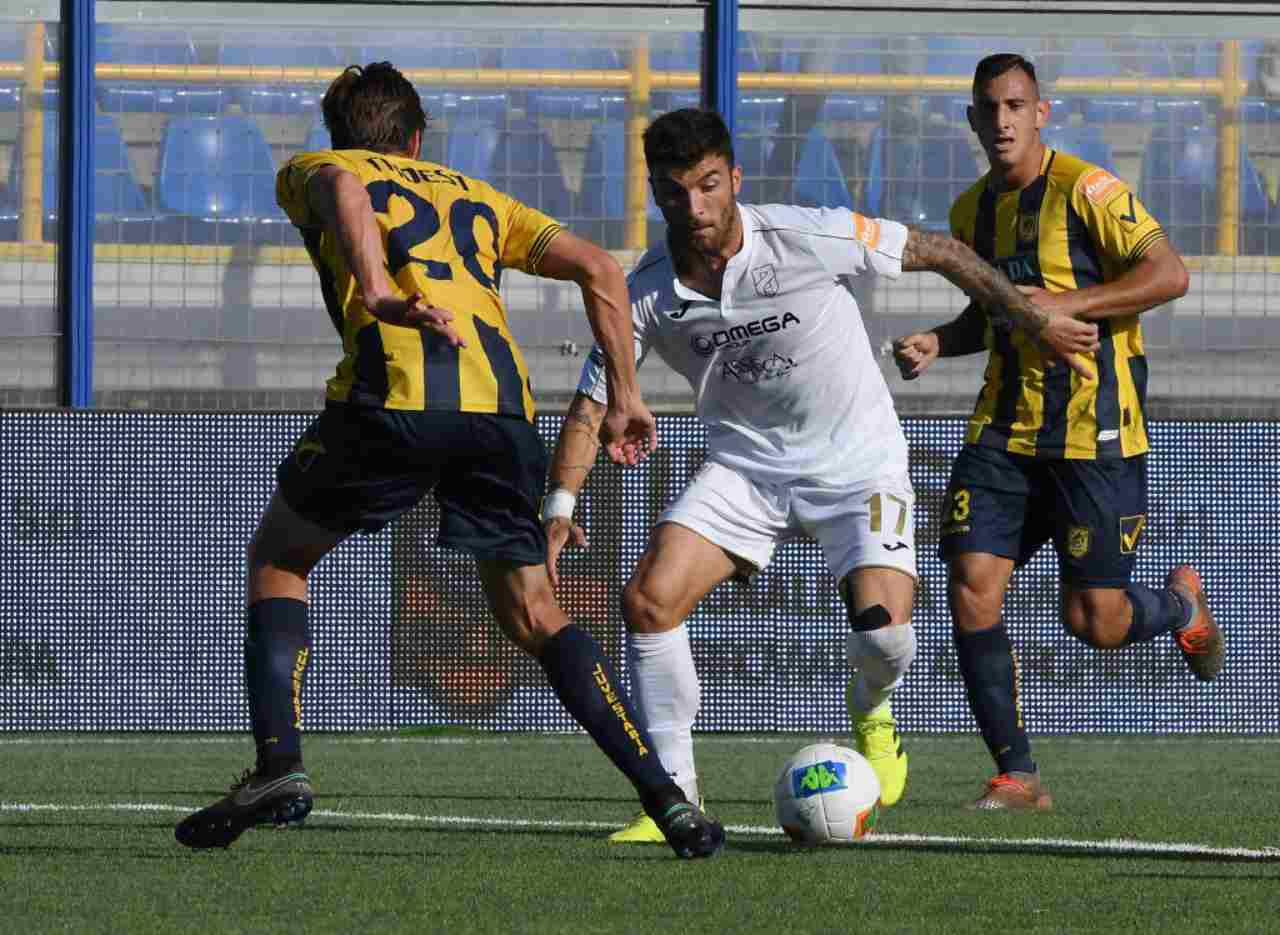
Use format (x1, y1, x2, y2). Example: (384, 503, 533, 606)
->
(61, 0, 94, 407)
(703, 0, 738, 135)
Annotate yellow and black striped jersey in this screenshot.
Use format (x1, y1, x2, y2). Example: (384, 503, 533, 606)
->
(277, 149, 563, 420)
(950, 146, 1166, 459)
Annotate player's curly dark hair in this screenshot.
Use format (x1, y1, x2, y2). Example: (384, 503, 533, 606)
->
(322, 62, 428, 154)
(643, 107, 736, 172)
(972, 53, 1039, 97)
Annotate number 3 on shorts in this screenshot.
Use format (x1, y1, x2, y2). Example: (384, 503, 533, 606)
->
(865, 492, 909, 535)
(948, 487, 971, 522)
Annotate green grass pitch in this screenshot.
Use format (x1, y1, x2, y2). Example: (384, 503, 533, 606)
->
(2, 733, 1277, 934)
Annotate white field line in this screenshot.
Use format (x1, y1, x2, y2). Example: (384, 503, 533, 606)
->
(1, 801, 1277, 861)
(2, 735, 1280, 747)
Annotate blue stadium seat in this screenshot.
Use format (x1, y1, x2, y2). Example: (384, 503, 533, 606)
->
(500, 36, 624, 121)
(0, 111, 152, 243)
(446, 118, 571, 222)
(865, 122, 979, 231)
(1085, 98, 1153, 125)
(578, 119, 628, 247)
(95, 24, 223, 114)
(735, 126, 776, 205)
(924, 36, 1041, 123)
(1240, 98, 1277, 124)
(1041, 125, 1117, 176)
(1141, 39, 1218, 78)
(1140, 125, 1270, 256)
(771, 37, 886, 122)
(216, 35, 341, 115)
(737, 126, 852, 210)
(1152, 98, 1208, 132)
(1055, 39, 1124, 78)
(648, 33, 703, 115)
(736, 95, 786, 135)
(785, 127, 854, 210)
(156, 115, 288, 244)
(1241, 39, 1267, 82)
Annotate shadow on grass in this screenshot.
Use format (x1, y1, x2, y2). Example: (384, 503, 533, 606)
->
(315, 792, 636, 806)
(725, 838, 1280, 864)
(0, 844, 181, 860)
(1114, 870, 1280, 881)
(298, 823, 607, 845)
(0, 820, 176, 831)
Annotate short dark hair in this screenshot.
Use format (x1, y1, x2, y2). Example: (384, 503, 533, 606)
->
(972, 53, 1039, 98)
(643, 108, 735, 172)
(322, 62, 427, 154)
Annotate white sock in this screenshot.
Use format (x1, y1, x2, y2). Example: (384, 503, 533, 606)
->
(848, 622, 917, 716)
(628, 625, 701, 803)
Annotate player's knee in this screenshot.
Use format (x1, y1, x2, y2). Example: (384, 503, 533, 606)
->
(1062, 589, 1128, 649)
(947, 573, 1002, 632)
(499, 585, 567, 655)
(621, 578, 679, 634)
(1064, 586, 1126, 645)
(247, 531, 322, 580)
(847, 614, 916, 688)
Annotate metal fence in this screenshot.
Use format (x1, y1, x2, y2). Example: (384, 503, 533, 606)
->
(0, 3, 1277, 415)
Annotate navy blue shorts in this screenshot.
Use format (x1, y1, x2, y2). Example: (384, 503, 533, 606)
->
(276, 404, 549, 566)
(937, 443, 1148, 588)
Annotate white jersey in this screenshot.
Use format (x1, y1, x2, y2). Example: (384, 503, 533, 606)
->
(578, 203, 910, 487)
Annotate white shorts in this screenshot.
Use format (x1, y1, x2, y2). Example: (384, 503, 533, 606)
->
(657, 460, 918, 582)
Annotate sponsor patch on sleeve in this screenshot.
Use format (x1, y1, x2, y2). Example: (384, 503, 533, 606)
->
(1078, 168, 1126, 206)
(851, 212, 882, 249)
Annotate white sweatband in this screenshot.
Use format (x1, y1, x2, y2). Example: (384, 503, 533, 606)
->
(542, 488, 577, 520)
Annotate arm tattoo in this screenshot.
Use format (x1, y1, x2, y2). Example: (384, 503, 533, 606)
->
(566, 408, 600, 435)
(902, 228, 1049, 337)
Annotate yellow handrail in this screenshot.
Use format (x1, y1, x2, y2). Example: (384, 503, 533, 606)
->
(20, 23, 45, 244)
(0, 61, 1249, 96)
(1217, 40, 1241, 256)
(626, 38, 651, 251)
(1, 51, 1257, 256)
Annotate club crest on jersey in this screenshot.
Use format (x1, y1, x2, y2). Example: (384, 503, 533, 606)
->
(750, 264, 779, 297)
(1017, 212, 1039, 243)
(294, 433, 326, 473)
(1068, 526, 1091, 559)
(1119, 515, 1146, 554)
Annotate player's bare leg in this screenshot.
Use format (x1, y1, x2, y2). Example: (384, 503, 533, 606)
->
(841, 566, 916, 806)
(477, 557, 724, 858)
(176, 493, 342, 848)
(608, 521, 738, 843)
(947, 552, 1051, 810)
(1062, 575, 1223, 681)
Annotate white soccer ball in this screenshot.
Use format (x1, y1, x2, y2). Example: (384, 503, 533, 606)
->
(774, 743, 881, 844)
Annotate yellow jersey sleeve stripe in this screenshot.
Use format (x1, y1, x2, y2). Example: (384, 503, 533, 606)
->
(526, 223, 564, 276)
(1129, 229, 1168, 262)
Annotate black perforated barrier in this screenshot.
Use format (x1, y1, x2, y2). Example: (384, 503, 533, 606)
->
(1, 412, 1276, 733)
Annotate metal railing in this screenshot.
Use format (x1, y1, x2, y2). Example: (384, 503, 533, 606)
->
(1, 26, 1256, 254)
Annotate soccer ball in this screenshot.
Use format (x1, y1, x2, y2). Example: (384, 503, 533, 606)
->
(774, 743, 881, 844)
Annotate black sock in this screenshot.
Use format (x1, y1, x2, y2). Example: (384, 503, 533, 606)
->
(953, 622, 1036, 775)
(246, 598, 311, 777)
(537, 625, 683, 817)
(1124, 583, 1193, 644)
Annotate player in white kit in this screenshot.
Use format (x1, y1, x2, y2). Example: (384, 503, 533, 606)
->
(543, 109, 1100, 842)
